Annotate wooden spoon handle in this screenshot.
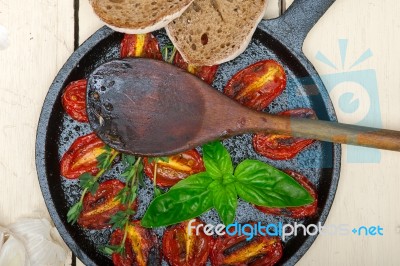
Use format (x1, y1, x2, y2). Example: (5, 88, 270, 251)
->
(251, 113, 400, 151)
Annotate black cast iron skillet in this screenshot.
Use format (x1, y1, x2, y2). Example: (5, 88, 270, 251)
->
(36, 0, 340, 265)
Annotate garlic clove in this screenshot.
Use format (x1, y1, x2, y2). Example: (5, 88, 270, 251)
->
(0, 229, 4, 251)
(0, 227, 29, 266)
(8, 218, 52, 239)
(8, 218, 70, 266)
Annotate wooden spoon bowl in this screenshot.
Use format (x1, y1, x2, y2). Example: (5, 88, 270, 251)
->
(87, 58, 400, 156)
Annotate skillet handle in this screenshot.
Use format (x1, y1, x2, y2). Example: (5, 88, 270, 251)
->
(259, 0, 336, 52)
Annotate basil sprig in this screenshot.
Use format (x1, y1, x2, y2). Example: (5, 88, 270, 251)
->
(141, 142, 314, 228)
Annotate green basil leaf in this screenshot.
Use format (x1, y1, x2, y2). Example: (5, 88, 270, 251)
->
(234, 160, 314, 207)
(211, 183, 237, 225)
(154, 187, 164, 198)
(222, 173, 236, 185)
(141, 187, 213, 228)
(202, 141, 233, 179)
(170, 172, 213, 191)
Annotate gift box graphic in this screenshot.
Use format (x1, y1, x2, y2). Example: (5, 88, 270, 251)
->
(316, 40, 382, 163)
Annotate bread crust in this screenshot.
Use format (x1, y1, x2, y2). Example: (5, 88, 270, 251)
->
(90, 0, 194, 34)
(166, 0, 268, 66)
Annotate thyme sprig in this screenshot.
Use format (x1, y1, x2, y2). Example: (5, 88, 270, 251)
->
(147, 157, 169, 198)
(67, 146, 119, 224)
(161, 45, 177, 64)
(100, 155, 143, 255)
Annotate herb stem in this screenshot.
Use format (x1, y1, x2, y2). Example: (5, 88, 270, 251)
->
(131, 157, 142, 186)
(153, 161, 158, 187)
(79, 188, 88, 203)
(127, 157, 142, 211)
(162, 45, 177, 64)
(125, 156, 142, 218)
(79, 150, 119, 203)
(120, 221, 130, 253)
(112, 157, 142, 254)
(67, 148, 120, 225)
(168, 47, 177, 64)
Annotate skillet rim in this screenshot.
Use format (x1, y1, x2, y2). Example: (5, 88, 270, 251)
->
(35, 26, 341, 266)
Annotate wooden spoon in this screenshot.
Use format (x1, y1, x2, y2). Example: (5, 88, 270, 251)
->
(86, 58, 400, 156)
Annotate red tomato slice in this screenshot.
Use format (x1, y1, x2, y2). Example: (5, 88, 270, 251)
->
(224, 60, 286, 111)
(61, 79, 88, 122)
(255, 170, 318, 218)
(60, 133, 107, 179)
(144, 149, 205, 187)
(174, 52, 219, 85)
(253, 108, 317, 160)
(78, 179, 136, 229)
(163, 219, 213, 266)
(210, 222, 283, 266)
(120, 33, 162, 60)
(110, 221, 161, 266)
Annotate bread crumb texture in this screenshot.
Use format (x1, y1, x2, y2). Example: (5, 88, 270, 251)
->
(167, 0, 267, 66)
(91, 0, 193, 30)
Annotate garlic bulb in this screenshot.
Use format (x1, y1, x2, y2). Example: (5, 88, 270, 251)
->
(7, 218, 71, 266)
(0, 229, 3, 250)
(0, 226, 29, 266)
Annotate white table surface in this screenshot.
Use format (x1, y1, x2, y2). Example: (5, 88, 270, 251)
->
(0, 0, 399, 265)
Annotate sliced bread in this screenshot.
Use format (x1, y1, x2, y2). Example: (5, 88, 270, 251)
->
(89, 0, 194, 34)
(166, 0, 268, 66)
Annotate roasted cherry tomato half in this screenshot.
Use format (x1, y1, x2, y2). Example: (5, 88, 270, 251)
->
(120, 33, 162, 60)
(110, 220, 161, 266)
(255, 170, 318, 219)
(61, 79, 88, 122)
(174, 52, 219, 85)
(60, 133, 109, 179)
(163, 219, 213, 266)
(144, 149, 205, 187)
(224, 60, 286, 111)
(253, 108, 317, 160)
(78, 179, 137, 229)
(210, 222, 283, 266)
